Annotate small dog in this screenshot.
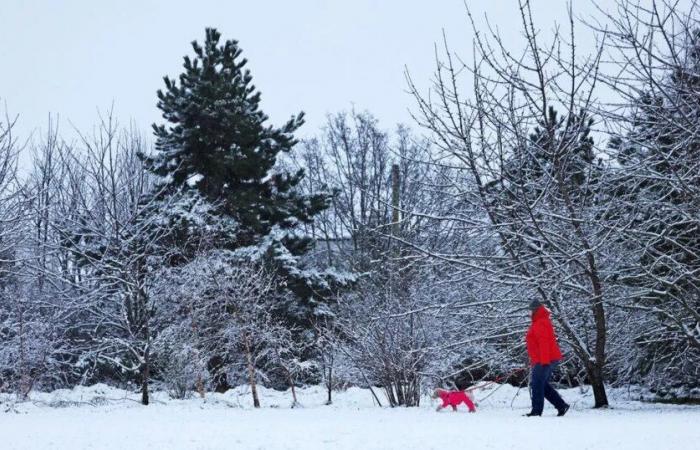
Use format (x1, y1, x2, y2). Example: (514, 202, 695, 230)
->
(433, 388, 476, 413)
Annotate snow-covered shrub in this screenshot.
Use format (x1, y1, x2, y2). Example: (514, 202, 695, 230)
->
(153, 325, 208, 399)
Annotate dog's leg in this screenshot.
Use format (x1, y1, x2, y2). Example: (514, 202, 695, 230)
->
(436, 398, 448, 412)
(464, 396, 476, 413)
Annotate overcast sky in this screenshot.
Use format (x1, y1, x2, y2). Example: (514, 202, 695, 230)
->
(1, 1, 608, 145)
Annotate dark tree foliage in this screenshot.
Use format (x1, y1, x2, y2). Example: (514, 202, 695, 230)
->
(142, 28, 352, 339)
(143, 28, 328, 249)
(610, 31, 700, 386)
(487, 107, 600, 276)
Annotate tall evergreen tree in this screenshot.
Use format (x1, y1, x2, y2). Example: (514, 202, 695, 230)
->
(142, 28, 351, 330)
(144, 28, 326, 247)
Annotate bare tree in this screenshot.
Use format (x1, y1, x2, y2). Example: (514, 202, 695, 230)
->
(42, 113, 172, 405)
(407, 1, 617, 407)
(295, 112, 462, 406)
(0, 109, 47, 399)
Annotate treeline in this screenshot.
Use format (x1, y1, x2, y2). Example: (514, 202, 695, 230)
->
(0, 0, 698, 407)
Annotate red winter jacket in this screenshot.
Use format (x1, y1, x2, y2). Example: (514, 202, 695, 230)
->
(526, 306, 562, 366)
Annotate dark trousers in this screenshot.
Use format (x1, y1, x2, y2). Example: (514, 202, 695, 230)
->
(530, 361, 567, 414)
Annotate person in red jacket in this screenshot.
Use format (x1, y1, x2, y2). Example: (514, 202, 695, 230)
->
(525, 299, 570, 417)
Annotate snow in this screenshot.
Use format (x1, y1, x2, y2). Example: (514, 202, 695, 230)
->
(1, 384, 699, 450)
(186, 173, 203, 187)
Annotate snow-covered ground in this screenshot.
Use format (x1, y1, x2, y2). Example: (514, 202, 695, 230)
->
(1, 384, 698, 450)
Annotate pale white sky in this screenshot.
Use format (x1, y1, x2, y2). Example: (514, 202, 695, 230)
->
(1, 1, 606, 144)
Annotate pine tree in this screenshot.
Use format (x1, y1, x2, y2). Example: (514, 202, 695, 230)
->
(144, 28, 327, 247)
(142, 28, 352, 331)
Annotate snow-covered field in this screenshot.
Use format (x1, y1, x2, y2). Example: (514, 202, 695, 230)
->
(1, 384, 698, 450)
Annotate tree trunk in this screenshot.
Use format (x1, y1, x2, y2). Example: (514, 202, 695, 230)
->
(190, 306, 206, 399)
(553, 160, 610, 409)
(556, 314, 610, 409)
(244, 334, 260, 408)
(590, 301, 609, 408)
(289, 376, 298, 408)
(326, 365, 333, 405)
(588, 362, 609, 408)
(18, 304, 31, 401)
(196, 376, 205, 399)
(141, 345, 150, 406)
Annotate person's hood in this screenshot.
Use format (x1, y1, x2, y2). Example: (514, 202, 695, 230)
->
(532, 305, 551, 322)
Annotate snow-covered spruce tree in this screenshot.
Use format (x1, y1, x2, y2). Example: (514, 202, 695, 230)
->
(142, 28, 351, 390)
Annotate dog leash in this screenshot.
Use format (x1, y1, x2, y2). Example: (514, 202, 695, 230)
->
(465, 367, 527, 393)
(459, 368, 526, 406)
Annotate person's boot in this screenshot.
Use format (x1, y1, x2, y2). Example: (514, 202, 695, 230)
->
(523, 412, 541, 417)
(557, 404, 570, 417)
